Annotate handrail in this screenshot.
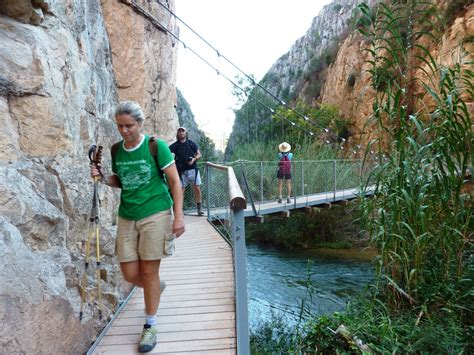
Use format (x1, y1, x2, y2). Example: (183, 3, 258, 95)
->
(205, 162, 249, 354)
(239, 161, 258, 216)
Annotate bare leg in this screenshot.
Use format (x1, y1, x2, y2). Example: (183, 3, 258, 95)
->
(140, 259, 162, 315)
(286, 179, 292, 197)
(121, 261, 143, 287)
(278, 179, 283, 197)
(192, 185, 202, 203)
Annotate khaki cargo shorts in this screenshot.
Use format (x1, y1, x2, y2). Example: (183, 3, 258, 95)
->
(116, 209, 175, 262)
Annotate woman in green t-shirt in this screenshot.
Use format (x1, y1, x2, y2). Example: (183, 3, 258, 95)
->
(90, 101, 184, 353)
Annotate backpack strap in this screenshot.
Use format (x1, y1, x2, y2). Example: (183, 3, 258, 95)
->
(110, 142, 122, 188)
(149, 136, 165, 179)
(111, 141, 121, 163)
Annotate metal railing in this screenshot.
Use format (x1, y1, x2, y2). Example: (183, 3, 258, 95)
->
(182, 159, 373, 216)
(205, 162, 249, 355)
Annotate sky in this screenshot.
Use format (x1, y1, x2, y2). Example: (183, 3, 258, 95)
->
(175, 0, 333, 150)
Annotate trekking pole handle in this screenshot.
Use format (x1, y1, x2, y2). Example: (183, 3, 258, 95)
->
(88, 145, 104, 179)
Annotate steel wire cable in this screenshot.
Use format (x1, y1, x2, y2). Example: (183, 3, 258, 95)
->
(154, 0, 365, 148)
(125, 0, 378, 156)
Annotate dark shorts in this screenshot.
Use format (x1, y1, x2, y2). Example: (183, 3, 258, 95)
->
(277, 170, 292, 180)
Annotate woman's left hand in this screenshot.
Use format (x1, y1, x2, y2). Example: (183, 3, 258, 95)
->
(172, 215, 185, 237)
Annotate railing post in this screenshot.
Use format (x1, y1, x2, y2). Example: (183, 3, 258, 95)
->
(231, 207, 249, 355)
(301, 161, 305, 197)
(206, 164, 210, 219)
(333, 160, 337, 201)
(260, 161, 264, 203)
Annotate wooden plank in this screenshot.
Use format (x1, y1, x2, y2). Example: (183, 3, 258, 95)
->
(100, 328, 235, 346)
(127, 297, 234, 311)
(160, 273, 234, 284)
(120, 304, 235, 318)
(113, 311, 235, 326)
(160, 264, 233, 273)
(173, 241, 230, 248)
(165, 251, 232, 260)
(107, 319, 236, 336)
(89, 215, 237, 355)
(134, 285, 235, 297)
(94, 337, 236, 354)
(128, 291, 234, 303)
(160, 268, 234, 278)
(159, 257, 233, 268)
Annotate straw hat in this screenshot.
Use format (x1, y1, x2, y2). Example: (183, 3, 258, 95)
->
(278, 142, 291, 153)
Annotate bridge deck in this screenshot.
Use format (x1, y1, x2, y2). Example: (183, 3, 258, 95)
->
(91, 216, 236, 354)
(210, 187, 369, 218)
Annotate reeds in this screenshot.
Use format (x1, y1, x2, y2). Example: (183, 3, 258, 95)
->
(358, 0, 472, 309)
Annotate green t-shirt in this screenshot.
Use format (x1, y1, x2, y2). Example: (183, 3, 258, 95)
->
(112, 135, 174, 220)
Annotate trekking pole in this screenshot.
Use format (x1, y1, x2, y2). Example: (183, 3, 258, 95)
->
(79, 145, 104, 321)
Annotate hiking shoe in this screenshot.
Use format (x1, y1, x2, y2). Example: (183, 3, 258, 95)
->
(287, 197, 292, 204)
(197, 203, 205, 216)
(277, 198, 282, 204)
(139, 324, 157, 353)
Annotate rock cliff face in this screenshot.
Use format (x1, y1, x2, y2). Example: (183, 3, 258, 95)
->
(0, 0, 178, 352)
(227, 0, 377, 155)
(320, 1, 474, 147)
(263, 0, 376, 102)
(176, 88, 203, 144)
(227, 0, 473, 153)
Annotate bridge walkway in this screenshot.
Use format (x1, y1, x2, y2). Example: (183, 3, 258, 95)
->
(90, 215, 237, 354)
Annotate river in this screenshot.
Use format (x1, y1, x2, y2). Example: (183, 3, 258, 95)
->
(247, 243, 375, 331)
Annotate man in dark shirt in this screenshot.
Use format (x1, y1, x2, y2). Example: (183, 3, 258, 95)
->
(169, 127, 205, 216)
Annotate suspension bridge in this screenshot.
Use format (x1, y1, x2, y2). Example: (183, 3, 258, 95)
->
(88, 160, 373, 354)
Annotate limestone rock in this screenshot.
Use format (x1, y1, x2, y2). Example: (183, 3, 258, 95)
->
(0, 165, 68, 251)
(0, 217, 93, 354)
(101, 0, 179, 141)
(176, 89, 204, 144)
(320, 3, 474, 148)
(0, 0, 179, 350)
(0, 97, 21, 162)
(228, 0, 473, 153)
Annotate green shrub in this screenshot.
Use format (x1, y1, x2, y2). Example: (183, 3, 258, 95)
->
(247, 207, 362, 250)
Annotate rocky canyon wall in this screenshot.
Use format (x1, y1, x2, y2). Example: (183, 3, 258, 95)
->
(320, 2, 474, 147)
(227, 0, 473, 153)
(0, 0, 178, 353)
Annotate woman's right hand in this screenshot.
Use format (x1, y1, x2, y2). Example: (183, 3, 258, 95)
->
(90, 163, 102, 180)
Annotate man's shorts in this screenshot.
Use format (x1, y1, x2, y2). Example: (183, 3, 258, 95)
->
(180, 169, 202, 188)
(277, 170, 292, 180)
(116, 209, 174, 262)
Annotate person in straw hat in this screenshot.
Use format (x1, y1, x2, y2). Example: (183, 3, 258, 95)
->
(277, 142, 293, 204)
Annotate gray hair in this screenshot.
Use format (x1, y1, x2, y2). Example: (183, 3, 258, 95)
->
(115, 101, 145, 123)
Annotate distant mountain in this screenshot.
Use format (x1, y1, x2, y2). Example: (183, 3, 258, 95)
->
(175, 89, 203, 144)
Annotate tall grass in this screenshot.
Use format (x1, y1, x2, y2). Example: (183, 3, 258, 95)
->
(250, 2, 472, 352)
(358, 0, 473, 310)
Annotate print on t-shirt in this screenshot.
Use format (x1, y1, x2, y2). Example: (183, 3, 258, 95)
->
(116, 159, 151, 190)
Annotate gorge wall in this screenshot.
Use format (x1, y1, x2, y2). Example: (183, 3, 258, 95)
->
(227, 0, 473, 155)
(0, 0, 179, 352)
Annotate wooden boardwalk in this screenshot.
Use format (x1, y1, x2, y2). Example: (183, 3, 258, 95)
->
(91, 216, 237, 354)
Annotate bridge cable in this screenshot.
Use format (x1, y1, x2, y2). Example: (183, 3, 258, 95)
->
(121, 0, 377, 157)
(154, 0, 371, 154)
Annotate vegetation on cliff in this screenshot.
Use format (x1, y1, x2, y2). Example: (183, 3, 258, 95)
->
(247, 204, 366, 250)
(250, 0, 473, 352)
